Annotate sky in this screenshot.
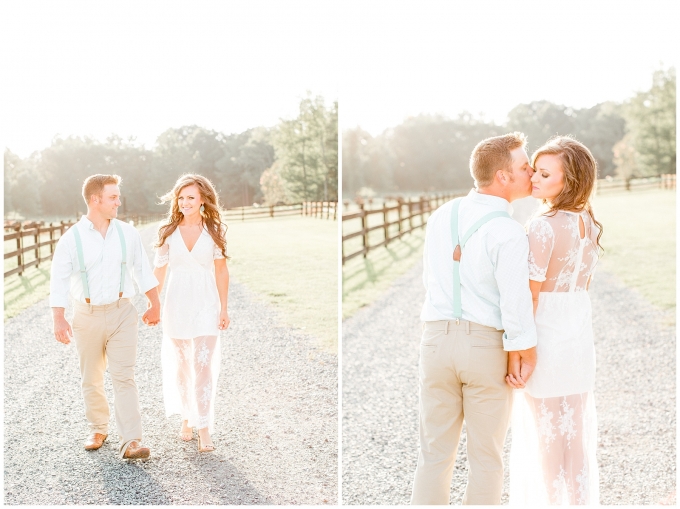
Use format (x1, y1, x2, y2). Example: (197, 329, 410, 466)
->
(1, 0, 338, 157)
(340, 0, 678, 135)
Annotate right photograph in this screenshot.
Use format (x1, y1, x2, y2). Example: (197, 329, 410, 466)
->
(341, 1, 676, 505)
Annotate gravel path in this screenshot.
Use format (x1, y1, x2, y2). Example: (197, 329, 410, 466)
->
(342, 259, 675, 505)
(4, 223, 337, 505)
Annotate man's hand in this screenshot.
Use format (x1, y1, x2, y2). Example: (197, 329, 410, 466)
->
(506, 346, 537, 388)
(142, 302, 160, 326)
(52, 310, 73, 345)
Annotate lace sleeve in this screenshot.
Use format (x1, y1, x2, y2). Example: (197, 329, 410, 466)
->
(527, 217, 554, 282)
(154, 243, 170, 268)
(213, 242, 226, 260)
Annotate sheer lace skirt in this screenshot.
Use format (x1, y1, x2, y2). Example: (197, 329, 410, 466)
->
(161, 333, 221, 433)
(509, 291, 599, 505)
(509, 391, 599, 505)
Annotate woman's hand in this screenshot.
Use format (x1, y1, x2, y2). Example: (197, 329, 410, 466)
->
(505, 351, 524, 389)
(218, 309, 230, 330)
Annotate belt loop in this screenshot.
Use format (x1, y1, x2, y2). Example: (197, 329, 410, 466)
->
(466, 320, 470, 335)
(88, 304, 93, 314)
(445, 321, 449, 335)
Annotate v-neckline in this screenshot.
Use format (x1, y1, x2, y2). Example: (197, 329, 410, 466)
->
(177, 225, 203, 253)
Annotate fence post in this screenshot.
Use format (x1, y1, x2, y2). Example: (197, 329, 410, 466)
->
(34, 223, 40, 267)
(270, 205, 274, 218)
(408, 199, 413, 231)
(16, 224, 23, 276)
(49, 223, 54, 258)
(397, 197, 403, 237)
(419, 196, 425, 227)
(383, 201, 389, 246)
(360, 203, 368, 258)
(333, 202, 337, 221)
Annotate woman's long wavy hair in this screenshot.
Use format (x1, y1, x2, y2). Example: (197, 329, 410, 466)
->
(155, 174, 228, 258)
(531, 136, 603, 254)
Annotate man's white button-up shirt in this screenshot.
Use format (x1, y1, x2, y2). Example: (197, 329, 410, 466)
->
(420, 189, 537, 351)
(49, 216, 159, 307)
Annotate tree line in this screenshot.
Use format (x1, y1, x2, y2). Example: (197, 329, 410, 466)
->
(4, 94, 338, 219)
(343, 67, 675, 197)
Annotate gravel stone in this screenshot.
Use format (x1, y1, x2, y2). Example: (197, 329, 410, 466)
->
(4, 225, 337, 505)
(342, 259, 675, 505)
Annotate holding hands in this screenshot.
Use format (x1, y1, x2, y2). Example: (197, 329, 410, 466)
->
(142, 301, 160, 326)
(505, 346, 537, 389)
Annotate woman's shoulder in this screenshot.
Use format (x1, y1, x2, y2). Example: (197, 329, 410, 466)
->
(527, 214, 556, 236)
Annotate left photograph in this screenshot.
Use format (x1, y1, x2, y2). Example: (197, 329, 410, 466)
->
(3, 1, 338, 505)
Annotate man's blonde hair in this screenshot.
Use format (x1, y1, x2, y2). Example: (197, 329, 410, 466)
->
(82, 174, 122, 205)
(469, 132, 527, 187)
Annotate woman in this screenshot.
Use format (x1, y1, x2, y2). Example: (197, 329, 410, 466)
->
(507, 136, 603, 504)
(153, 174, 230, 452)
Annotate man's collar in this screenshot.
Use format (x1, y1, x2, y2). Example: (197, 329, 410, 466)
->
(80, 215, 113, 232)
(467, 188, 514, 215)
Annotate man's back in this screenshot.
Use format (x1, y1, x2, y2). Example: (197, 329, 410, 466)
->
(421, 189, 535, 350)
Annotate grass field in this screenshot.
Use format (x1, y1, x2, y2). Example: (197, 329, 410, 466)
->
(225, 216, 338, 351)
(592, 188, 676, 312)
(342, 188, 676, 320)
(4, 216, 339, 352)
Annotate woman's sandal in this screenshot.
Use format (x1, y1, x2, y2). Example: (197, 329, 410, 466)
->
(198, 434, 215, 452)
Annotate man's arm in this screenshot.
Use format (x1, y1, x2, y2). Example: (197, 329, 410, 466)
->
(50, 234, 74, 344)
(130, 229, 161, 325)
(492, 227, 537, 387)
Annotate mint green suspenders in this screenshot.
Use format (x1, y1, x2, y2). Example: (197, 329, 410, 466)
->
(72, 220, 127, 304)
(450, 198, 511, 320)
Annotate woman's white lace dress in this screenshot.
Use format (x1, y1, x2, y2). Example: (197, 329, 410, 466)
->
(509, 210, 600, 505)
(154, 226, 225, 433)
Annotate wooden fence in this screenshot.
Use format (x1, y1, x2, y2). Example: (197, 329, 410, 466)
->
(341, 193, 462, 265)
(4, 202, 338, 279)
(222, 201, 337, 221)
(4, 220, 75, 278)
(596, 174, 676, 193)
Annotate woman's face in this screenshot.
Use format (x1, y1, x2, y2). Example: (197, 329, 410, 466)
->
(531, 154, 565, 201)
(177, 184, 204, 219)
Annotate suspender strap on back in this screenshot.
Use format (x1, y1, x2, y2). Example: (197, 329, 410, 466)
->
(450, 199, 512, 320)
(72, 224, 90, 304)
(450, 199, 463, 320)
(71, 220, 127, 304)
(113, 219, 127, 298)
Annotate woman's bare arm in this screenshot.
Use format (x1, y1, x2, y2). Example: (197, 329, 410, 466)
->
(529, 280, 542, 316)
(214, 258, 230, 329)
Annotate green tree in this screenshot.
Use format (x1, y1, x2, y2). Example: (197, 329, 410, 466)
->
(273, 94, 338, 202)
(624, 67, 676, 176)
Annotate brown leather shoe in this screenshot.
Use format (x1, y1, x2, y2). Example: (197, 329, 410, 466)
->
(84, 433, 108, 451)
(122, 441, 150, 460)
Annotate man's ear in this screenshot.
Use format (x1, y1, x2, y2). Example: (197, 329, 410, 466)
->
(496, 169, 507, 186)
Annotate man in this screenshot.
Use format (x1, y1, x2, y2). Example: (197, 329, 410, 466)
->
(411, 133, 538, 504)
(50, 174, 161, 460)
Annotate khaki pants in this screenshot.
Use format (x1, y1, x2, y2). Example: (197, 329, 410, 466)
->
(411, 320, 512, 505)
(72, 298, 142, 457)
